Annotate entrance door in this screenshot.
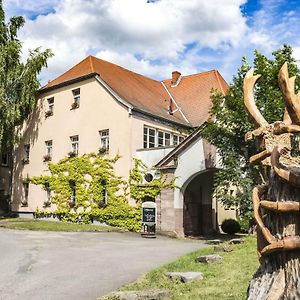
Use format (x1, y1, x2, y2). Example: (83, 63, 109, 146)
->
(183, 171, 214, 236)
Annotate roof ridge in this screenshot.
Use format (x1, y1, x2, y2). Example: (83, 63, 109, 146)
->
(213, 70, 225, 94)
(89, 55, 95, 73)
(89, 55, 161, 83)
(162, 69, 218, 82)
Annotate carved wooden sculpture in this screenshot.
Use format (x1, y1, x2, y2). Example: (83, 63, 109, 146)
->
(244, 63, 300, 299)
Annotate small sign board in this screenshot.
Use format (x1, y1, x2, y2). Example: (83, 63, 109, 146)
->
(142, 201, 156, 226)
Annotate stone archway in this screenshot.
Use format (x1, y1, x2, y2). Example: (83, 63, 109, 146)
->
(183, 170, 216, 236)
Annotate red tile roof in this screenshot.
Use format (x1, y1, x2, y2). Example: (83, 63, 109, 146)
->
(162, 70, 228, 126)
(41, 55, 228, 127)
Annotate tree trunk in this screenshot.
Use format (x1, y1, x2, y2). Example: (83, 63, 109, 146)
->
(247, 173, 300, 299)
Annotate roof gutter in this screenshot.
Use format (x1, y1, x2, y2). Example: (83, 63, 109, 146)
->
(38, 73, 98, 95)
(161, 81, 190, 124)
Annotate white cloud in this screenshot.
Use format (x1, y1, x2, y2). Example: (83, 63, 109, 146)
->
(10, 0, 247, 82)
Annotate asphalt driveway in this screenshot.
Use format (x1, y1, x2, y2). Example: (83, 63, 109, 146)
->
(0, 229, 206, 300)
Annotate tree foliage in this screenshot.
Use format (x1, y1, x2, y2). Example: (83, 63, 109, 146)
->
(0, 1, 52, 150)
(201, 45, 300, 217)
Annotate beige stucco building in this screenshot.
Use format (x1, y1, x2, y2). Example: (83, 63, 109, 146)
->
(1, 55, 236, 236)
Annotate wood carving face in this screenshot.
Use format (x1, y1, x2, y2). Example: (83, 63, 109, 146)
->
(244, 63, 300, 186)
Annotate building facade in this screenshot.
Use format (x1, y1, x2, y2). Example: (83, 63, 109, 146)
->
(2, 55, 235, 235)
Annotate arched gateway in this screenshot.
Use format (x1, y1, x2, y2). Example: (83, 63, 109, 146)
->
(150, 129, 237, 237)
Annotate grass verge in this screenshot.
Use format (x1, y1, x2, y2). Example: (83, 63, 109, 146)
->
(102, 236, 258, 300)
(0, 218, 125, 232)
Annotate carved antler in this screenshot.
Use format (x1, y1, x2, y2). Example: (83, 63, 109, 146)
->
(278, 62, 300, 125)
(243, 69, 269, 128)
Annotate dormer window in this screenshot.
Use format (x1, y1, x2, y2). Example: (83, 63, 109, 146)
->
(71, 88, 80, 109)
(46, 97, 54, 117)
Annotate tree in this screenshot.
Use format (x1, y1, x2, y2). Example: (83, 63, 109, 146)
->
(0, 1, 52, 152)
(201, 45, 300, 220)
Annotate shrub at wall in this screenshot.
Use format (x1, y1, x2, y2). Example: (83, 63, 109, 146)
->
(221, 218, 241, 235)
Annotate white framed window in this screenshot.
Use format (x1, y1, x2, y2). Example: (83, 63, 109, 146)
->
(165, 132, 171, 146)
(48, 97, 54, 112)
(143, 126, 185, 149)
(72, 88, 80, 108)
(99, 129, 109, 151)
(144, 127, 156, 148)
(173, 135, 184, 146)
(173, 135, 179, 146)
(70, 135, 79, 155)
(157, 131, 171, 147)
(44, 140, 53, 160)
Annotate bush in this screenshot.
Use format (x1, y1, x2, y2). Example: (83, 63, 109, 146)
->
(239, 217, 254, 233)
(221, 218, 241, 234)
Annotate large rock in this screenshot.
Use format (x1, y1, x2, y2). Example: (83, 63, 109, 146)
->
(107, 290, 170, 300)
(196, 254, 223, 263)
(214, 245, 233, 252)
(165, 272, 203, 283)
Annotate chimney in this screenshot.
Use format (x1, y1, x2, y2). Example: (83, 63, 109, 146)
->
(171, 71, 181, 86)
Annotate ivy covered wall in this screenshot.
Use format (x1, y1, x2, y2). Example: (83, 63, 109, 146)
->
(31, 155, 175, 231)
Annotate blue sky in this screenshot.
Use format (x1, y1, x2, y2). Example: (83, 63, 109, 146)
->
(4, 0, 300, 84)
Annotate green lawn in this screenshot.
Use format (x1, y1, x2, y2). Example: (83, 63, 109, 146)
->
(0, 218, 124, 232)
(103, 236, 258, 300)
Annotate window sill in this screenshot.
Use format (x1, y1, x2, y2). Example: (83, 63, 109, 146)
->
(137, 145, 175, 152)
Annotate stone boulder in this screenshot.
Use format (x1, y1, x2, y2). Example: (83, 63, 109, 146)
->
(213, 245, 233, 252)
(196, 254, 223, 263)
(165, 272, 203, 283)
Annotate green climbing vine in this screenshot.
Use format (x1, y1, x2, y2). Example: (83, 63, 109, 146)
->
(129, 158, 176, 202)
(30, 156, 176, 231)
(31, 153, 141, 231)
